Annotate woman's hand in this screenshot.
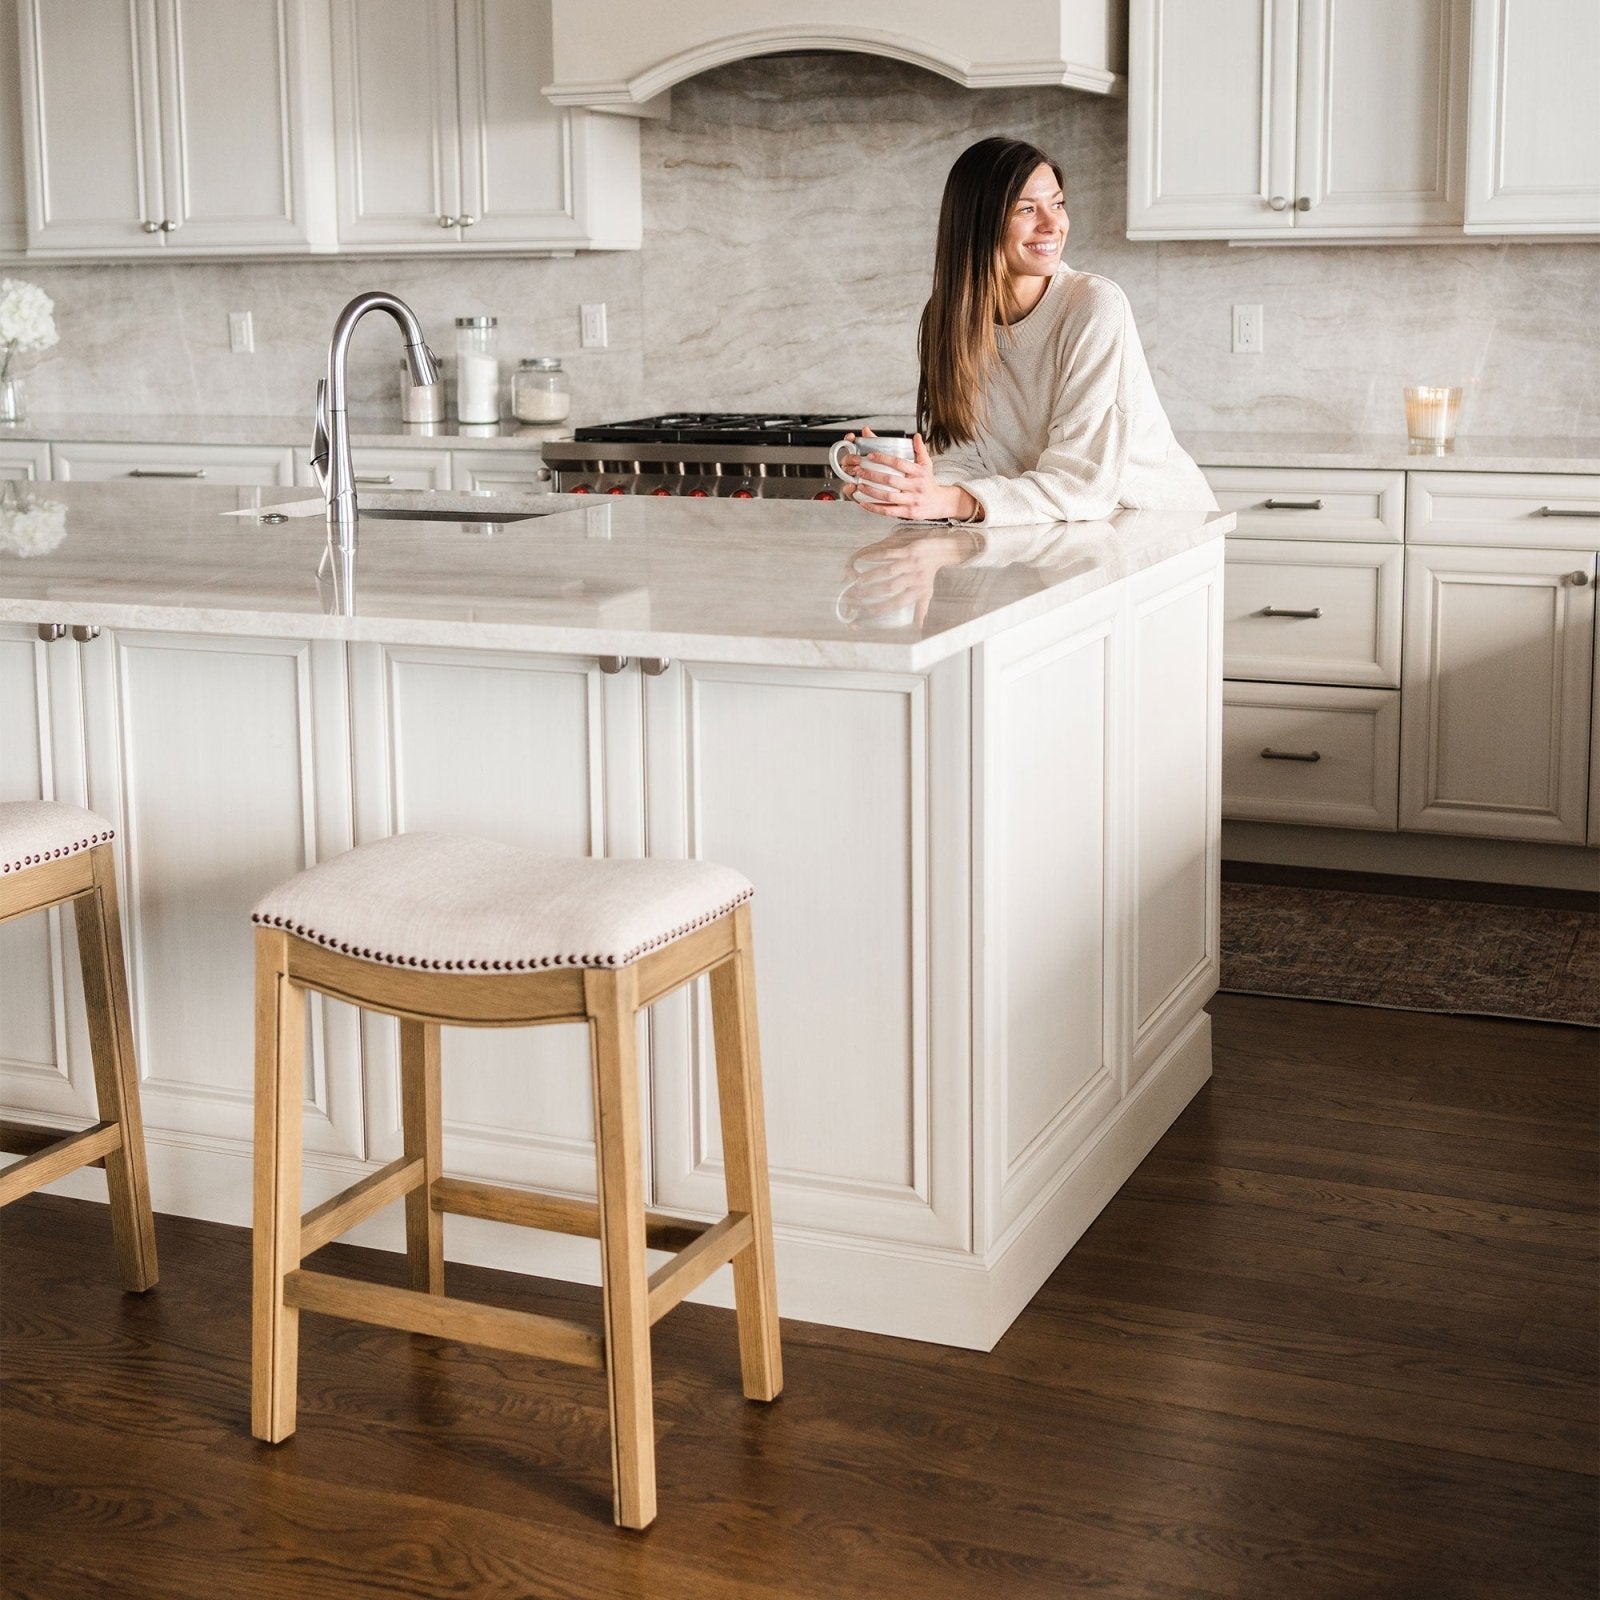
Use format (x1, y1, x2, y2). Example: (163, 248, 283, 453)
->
(843, 430, 983, 523)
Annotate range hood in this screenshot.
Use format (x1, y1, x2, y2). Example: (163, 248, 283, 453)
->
(544, 1, 1126, 113)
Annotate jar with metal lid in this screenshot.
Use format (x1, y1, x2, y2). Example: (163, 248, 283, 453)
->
(454, 315, 500, 423)
(512, 357, 571, 424)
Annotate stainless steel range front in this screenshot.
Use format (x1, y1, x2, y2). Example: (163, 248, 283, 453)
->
(540, 413, 915, 499)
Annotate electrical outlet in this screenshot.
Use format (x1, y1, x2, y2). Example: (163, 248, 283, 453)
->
(1231, 304, 1263, 355)
(580, 302, 608, 350)
(228, 311, 255, 354)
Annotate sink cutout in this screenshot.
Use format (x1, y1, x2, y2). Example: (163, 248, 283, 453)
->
(357, 507, 544, 524)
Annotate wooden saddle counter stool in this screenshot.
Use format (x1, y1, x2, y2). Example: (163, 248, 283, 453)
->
(249, 831, 783, 1530)
(0, 801, 158, 1292)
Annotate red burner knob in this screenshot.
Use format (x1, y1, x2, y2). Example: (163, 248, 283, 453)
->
(688, 488, 711, 497)
(650, 486, 674, 496)
(606, 485, 627, 495)
(570, 484, 593, 493)
(731, 488, 755, 499)
(813, 490, 839, 501)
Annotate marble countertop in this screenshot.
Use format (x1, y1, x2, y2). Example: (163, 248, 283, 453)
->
(8, 416, 1598, 474)
(0, 483, 1232, 670)
(1179, 430, 1600, 474)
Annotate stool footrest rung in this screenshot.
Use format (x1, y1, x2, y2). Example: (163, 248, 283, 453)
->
(647, 1212, 754, 1325)
(431, 1176, 709, 1253)
(0, 1120, 121, 1205)
(283, 1268, 605, 1369)
(300, 1155, 427, 1256)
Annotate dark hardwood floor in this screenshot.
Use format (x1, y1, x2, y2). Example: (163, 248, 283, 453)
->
(3, 994, 1596, 1600)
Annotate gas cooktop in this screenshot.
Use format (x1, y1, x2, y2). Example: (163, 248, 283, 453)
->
(573, 413, 911, 446)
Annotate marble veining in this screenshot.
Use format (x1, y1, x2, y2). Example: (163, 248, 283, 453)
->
(0, 483, 1231, 670)
(3, 55, 1596, 440)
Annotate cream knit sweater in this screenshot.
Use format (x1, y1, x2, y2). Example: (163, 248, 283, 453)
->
(931, 266, 1216, 526)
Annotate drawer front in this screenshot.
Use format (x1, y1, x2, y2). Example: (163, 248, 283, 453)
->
(1407, 471, 1600, 549)
(1203, 467, 1405, 542)
(50, 441, 297, 486)
(347, 447, 452, 491)
(1222, 683, 1399, 830)
(1224, 541, 1402, 686)
(451, 450, 553, 495)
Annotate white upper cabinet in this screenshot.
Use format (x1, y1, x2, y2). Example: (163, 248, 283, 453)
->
(331, 0, 641, 252)
(1128, 0, 1470, 240)
(1464, 0, 1600, 234)
(543, 0, 1126, 108)
(16, 0, 336, 255)
(0, 0, 25, 252)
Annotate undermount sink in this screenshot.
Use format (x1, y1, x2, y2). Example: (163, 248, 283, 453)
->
(356, 507, 544, 524)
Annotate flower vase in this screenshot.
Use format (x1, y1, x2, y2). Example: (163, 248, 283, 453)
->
(0, 375, 23, 425)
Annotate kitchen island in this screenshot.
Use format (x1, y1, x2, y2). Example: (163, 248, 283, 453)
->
(1, 484, 1231, 1349)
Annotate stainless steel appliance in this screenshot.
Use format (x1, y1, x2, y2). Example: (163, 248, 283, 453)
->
(541, 413, 914, 499)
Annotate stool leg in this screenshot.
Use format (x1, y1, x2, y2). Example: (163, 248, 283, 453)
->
(585, 966, 656, 1531)
(252, 926, 306, 1443)
(74, 843, 158, 1293)
(708, 902, 782, 1403)
(399, 1019, 444, 1294)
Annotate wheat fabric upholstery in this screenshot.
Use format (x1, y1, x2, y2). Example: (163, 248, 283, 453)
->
(251, 832, 754, 972)
(0, 800, 116, 874)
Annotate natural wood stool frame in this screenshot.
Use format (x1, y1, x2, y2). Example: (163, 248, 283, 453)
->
(0, 841, 158, 1292)
(251, 899, 782, 1530)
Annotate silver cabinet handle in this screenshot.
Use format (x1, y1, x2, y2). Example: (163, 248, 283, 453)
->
(535, 467, 552, 481)
(1267, 195, 1288, 211)
(438, 215, 458, 228)
(598, 656, 630, 674)
(71, 625, 100, 642)
(458, 214, 478, 228)
(1567, 570, 1591, 586)
(141, 220, 161, 234)
(1295, 196, 1312, 211)
(1538, 506, 1600, 518)
(127, 467, 206, 478)
(37, 622, 66, 642)
(159, 218, 179, 232)
(354, 474, 394, 485)
(1261, 747, 1322, 763)
(1260, 605, 1324, 619)
(641, 657, 671, 676)
(1264, 498, 1324, 510)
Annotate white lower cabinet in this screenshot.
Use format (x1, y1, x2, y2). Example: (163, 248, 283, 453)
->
(1399, 546, 1596, 842)
(451, 450, 554, 495)
(0, 440, 50, 481)
(50, 440, 298, 486)
(0, 624, 359, 1163)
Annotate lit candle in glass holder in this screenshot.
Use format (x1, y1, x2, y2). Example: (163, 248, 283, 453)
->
(1403, 385, 1462, 452)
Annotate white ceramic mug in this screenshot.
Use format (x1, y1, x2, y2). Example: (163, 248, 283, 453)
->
(829, 434, 915, 499)
(835, 555, 916, 628)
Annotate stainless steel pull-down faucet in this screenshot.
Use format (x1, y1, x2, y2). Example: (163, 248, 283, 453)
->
(312, 292, 441, 549)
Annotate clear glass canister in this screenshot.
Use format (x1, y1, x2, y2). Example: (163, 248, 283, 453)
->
(454, 315, 500, 423)
(512, 357, 571, 424)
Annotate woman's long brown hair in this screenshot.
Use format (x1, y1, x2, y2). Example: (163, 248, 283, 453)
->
(917, 138, 1063, 454)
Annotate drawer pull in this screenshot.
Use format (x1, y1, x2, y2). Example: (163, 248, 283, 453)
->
(1536, 506, 1600, 518)
(1263, 498, 1325, 511)
(1260, 747, 1322, 763)
(127, 467, 206, 479)
(354, 474, 394, 485)
(1259, 605, 1324, 619)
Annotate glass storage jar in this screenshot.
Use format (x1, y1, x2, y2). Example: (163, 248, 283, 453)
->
(512, 357, 571, 423)
(454, 315, 500, 423)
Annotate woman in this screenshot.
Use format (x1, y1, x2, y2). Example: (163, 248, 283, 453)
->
(844, 136, 1215, 527)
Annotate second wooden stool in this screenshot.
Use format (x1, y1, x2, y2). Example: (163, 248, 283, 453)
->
(249, 831, 782, 1529)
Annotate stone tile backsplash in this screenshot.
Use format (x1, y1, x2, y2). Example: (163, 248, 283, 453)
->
(12, 54, 1599, 439)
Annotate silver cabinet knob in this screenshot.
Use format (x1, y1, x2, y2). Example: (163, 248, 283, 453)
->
(641, 657, 671, 676)
(1267, 195, 1288, 211)
(458, 214, 478, 228)
(598, 656, 629, 674)
(159, 218, 180, 232)
(71, 625, 100, 642)
(438, 215, 458, 228)
(37, 622, 66, 642)
(1295, 196, 1312, 212)
(1568, 570, 1591, 586)
(142, 220, 162, 233)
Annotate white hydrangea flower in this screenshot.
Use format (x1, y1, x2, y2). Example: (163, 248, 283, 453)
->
(0, 496, 68, 558)
(0, 279, 59, 354)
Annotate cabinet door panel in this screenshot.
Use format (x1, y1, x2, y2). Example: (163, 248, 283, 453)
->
(1128, 0, 1297, 237)
(19, 0, 165, 250)
(0, 0, 28, 253)
(332, 0, 462, 246)
(349, 645, 644, 1194)
(1400, 548, 1596, 841)
(50, 441, 297, 486)
(1297, 0, 1466, 230)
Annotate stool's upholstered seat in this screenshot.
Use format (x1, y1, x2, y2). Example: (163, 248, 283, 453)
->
(251, 832, 754, 972)
(0, 801, 116, 875)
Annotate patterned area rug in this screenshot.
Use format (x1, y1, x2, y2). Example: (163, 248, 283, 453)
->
(1219, 882, 1600, 1028)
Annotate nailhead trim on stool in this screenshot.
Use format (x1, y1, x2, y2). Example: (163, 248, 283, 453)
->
(0, 800, 116, 874)
(251, 832, 755, 971)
